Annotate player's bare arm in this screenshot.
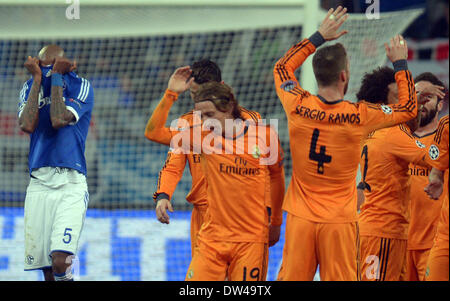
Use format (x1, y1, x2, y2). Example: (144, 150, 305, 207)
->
(318, 6, 349, 41)
(50, 57, 77, 129)
(19, 56, 42, 133)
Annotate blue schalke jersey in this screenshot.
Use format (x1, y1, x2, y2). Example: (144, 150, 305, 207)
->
(18, 65, 94, 176)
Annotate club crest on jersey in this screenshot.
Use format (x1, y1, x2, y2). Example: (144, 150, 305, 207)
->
(415, 140, 426, 149)
(252, 145, 261, 159)
(429, 144, 440, 160)
(380, 105, 392, 115)
(25, 255, 34, 265)
(280, 80, 297, 92)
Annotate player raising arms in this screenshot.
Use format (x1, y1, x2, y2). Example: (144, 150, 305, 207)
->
(18, 45, 94, 281)
(406, 73, 448, 281)
(355, 69, 445, 281)
(424, 114, 449, 281)
(274, 6, 421, 281)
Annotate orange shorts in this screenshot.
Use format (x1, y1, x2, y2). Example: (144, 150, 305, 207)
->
(405, 249, 430, 281)
(186, 238, 268, 281)
(277, 213, 360, 281)
(425, 238, 449, 281)
(360, 236, 407, 281)
(190, 205, 208, 257)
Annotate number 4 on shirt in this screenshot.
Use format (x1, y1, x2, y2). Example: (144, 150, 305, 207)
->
(309, 128, 332, 174)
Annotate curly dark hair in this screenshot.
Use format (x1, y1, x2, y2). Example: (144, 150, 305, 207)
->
(356, 66, 396, 104)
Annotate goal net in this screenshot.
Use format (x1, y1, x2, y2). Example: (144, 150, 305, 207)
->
(0, 1, 422, 280)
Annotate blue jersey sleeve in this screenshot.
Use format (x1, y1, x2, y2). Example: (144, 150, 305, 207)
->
(18, 78, 33, 118)
(64, 74, 94, 124)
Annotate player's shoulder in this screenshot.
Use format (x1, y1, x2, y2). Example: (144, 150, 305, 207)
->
(19, 77, 33, 102)
(438, 115, 449, 126)
(378, 124, 413, 144)
(239, 106, 261, 123)
(338, 99, 364, 112)
(434, 114, 449, 145)
(179, 110, 194, 124)
(352, 99, 384, 111)
(65, 72, 93, 101)
(20, 76, 33, 89)
(20, 77, 33, 92)
(395, 123, 414, 138)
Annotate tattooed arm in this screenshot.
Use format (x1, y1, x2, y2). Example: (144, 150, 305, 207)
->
(50, 84, 75, 129)
(50, 57, 76, 129)
(18, 57, 42, 133)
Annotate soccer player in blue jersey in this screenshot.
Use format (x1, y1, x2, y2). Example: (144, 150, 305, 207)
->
(18, 45, 94, 281)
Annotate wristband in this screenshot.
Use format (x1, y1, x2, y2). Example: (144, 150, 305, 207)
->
(153, 192, 170, 203)
(392, 59, 408, 73)
(309, 31, 326, 48)
(51, 73, 64, 87)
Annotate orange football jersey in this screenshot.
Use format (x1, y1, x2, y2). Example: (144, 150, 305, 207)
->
(427, 115, 449, 172)
(428, 115, 449, 241)
(408, 130, 448, 250)
(274, 37, 417, 223)
(194, 122, 285, 243)
(149, 89, 262, 208)
(358, 124, 429, 240)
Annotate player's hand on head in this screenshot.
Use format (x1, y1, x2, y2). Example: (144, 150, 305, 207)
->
(155, 198, 174, 224)
(24, 56, 42, 77)
(416, 81, 446, 105)
(318, 6, 349, 41)
(52, 57, 76, 74)
(385, 34, 408, 63)
(168, 66, 195, 94)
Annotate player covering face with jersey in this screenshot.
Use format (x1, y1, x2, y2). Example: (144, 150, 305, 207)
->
(19, 45, 93, 281)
